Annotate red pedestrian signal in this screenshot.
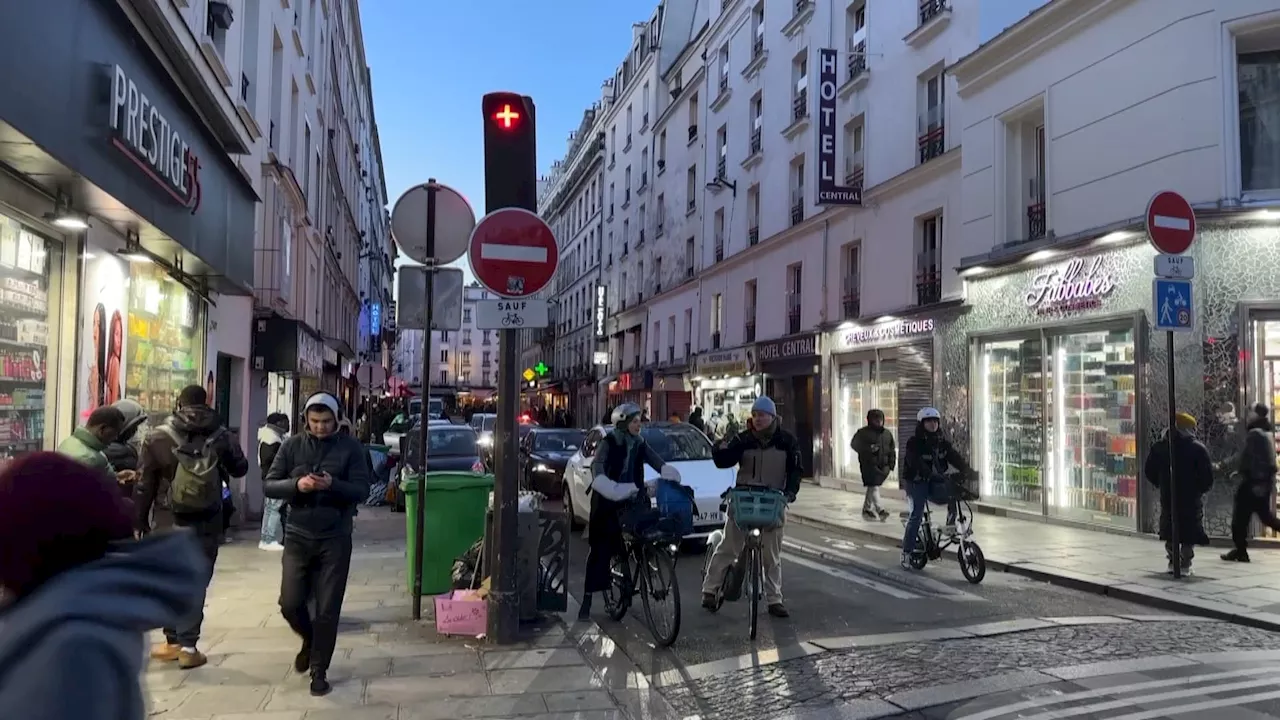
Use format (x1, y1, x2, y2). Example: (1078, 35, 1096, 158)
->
(493, 104, 521, 129)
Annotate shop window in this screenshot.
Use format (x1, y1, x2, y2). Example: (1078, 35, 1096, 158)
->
(1240, 49, 1280, 193)
(978, 337, 1045, 508)
(0, 214, 58, 460)
(126, 263, 202, 414)
(835, 357, 898, 487)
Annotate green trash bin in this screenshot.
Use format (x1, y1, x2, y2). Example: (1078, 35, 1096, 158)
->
(402, 471, 495, 596)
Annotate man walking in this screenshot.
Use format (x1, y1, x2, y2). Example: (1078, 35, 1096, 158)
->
(1144, 412, 1214, 574)
(1222, 403, 1280, 562)
(851, 409, 895, 521)
(135, 385, 250, 669)
(263, 392, 370, 696)
(258, 412, 290, 551)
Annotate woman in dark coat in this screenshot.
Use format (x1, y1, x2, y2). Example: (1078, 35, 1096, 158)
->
(1144, 412, 1214, 574)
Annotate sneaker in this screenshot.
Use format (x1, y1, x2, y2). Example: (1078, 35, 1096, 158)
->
(294, 644, 311, 673)
(1222, 549, 1251, 563)
(900, 553, 912, 570)
(1180, 564, 1194, 577)
(862, 509, 878, 521)
(259, 541, 285, 551)
(877, 509, 890, 522)
(177, 648, 207, 670)
(309, 671, 332, 697)
(767, 603, 790, 618)
(702, 592, 719, 611)
(150, 643, 181, 662)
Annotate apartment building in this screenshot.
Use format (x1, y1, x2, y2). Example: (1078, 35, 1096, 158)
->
(395, 285, 501, 405)
(534, 105, 608, 422)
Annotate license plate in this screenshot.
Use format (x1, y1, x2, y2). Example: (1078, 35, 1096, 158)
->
(696, 510, 725, 525)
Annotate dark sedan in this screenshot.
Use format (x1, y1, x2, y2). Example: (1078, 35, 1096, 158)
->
(393, 425, 487, 512)
(519, 428, 585, 497)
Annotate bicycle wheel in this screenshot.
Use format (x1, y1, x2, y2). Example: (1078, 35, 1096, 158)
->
(748, 543, 762, 641)
(638, 545, 682, 648)
(604, 552, 632, 621)
(958, 540, 986, 584)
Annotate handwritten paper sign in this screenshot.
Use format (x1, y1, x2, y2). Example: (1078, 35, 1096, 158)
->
(435, 592, 488, 636)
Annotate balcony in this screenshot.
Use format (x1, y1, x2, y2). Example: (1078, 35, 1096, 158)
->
(748, 225, 759, 246)
(641, 112, 649, 132)
(916, 266, 942, 306)
(792, 90, 809, 123)
(656, 219, 665, 236)
(717, 156, 727, 179)
(744, 36, 768, 79)
(711, 331, 722, 350)
(786, 293, 802, 335)
(624, 133, 632, 152)
(906, 0, 952, 47)
(667, 346, 675, 363)
(844, 153, 865, 189)
(610, 152, 616, 169)
(790, 192, 804, 226)
(782, 0, 815, 38)
(714, 235, 725, 262)
(640, 171, 648, 188)
(638, 228, 646, 247)
(685, 265, 695, 279)
(752, 36, 764, 60)
(687, 198, 696, 214)
(745, 320, 756, 343)
(839, 41, 870, 99)
(842, 276, 860, 319)
(1027, 200, 1047, 241)
(688, 125, 698, 144)
(917, 109, 945, 164)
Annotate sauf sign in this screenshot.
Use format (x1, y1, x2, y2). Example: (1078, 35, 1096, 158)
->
(108, 65, 202, 213)
(815, 49, 861, 206)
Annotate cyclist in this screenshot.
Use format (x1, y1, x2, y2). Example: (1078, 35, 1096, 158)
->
(900, 407, 974, 570)
(701, 396, 801, 618)
(578, 403, 680, 620)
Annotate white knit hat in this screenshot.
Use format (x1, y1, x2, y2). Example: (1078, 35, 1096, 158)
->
(304, 392, 340, 418)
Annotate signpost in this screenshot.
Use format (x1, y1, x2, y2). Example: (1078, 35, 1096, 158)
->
(475, 298, 550, 330)
(1148, 189, 1196, 579)
(391, 178, 477, 619)
(468, 208, 559, 298)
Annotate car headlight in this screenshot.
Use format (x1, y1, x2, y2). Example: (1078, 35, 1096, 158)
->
(478, 435, 492, 446)
(533, 463, 552, 474)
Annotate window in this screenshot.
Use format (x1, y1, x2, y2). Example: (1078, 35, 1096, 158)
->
(916, 214, 942, 306)
(714, 209, 725, 262)
(685, 237, 695, 277)
(792, 52, 809, 123)
(1241, 50, 1280, 192)
(623, 219, 629, 253)
(786, 264, 802, 334)
(658, 130, 667, 170)
(667, 315, 676, 361)
(482, 350, 491, 366)
(711, 293, 723, 348)
(846, 1, 868, 81)
(752, 2, 765, 57)
(716, 125, 728, 178)
(688, 93, 699, 142)
(463, 308, 471, 323)
(440, 370, 448, 385)
(642, 81, 650, 126)
(482, 330, 491, 345)
(748, 184, 761, 245)
(463, 329, 473, 344)
(655, 256, 663, 293)
(440, 348, 448, 362)
(845, 117, 865, 188)
(686, 167, 697, 213)
(638, 204, 646, 245)
(745, 280, 757, 341)
(641, 148, 649, 187)
(461, 351, 471, 366)
(1002, 100, 1047, 242)
(482, 372, 490, 386)
(717, 44, 730, 95)
(749, 93, 764, 155)
(790, 156, 805, 225)
(610, 127, 616, 165)
(624, 167, 632, 202)
(441, 331, 450, 342)
(626, 104, 633, 138)
(918, 69, 946, 163)
(841, 242, 861, 319)
(656, 194, 666, 235)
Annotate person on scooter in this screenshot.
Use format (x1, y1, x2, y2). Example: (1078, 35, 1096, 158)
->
(701, 396, 801, 618)
(578, 403, 680, 620)
(900, 407, 974, 570)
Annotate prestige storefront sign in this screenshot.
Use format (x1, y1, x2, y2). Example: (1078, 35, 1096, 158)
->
(1024, 256, 1116, 315)
(836, 317, 935, 351)
(108, 65, 202, 212)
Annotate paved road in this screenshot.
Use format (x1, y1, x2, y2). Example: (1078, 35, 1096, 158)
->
(565, 519, 1154, 670)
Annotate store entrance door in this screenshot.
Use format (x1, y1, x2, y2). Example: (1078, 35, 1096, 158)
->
(834, 350, 899, 488)
(768, 375, 816, 477)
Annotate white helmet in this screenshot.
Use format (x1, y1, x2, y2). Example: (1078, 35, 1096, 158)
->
(611, 402, 643, 425)
(917, 407, 941, 422)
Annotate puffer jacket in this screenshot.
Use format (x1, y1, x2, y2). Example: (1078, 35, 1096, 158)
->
(901, 421, 973, 485)
(262, 431, 371, 540)
(711, 419, 802, 497)
(133, 405, 249, 530)
(851, 425, 896, 487)
(1238, 416, 1277, 489)
(1144, 427, 1213, 544)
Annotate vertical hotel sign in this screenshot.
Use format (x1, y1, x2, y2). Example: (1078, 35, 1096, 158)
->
(816, 49, 861, 206)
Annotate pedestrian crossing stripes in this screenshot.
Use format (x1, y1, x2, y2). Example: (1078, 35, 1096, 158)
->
(782, 537, 986, 602)
(955, 663, 1280, 720)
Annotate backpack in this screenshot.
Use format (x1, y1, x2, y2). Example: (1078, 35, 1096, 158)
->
(160, 424, 226, 513)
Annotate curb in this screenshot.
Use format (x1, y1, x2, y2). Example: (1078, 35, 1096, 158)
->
(786, 511, 1280, 635)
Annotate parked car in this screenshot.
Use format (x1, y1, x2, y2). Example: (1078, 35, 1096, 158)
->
(519, 427, 585, 497)
(561, 422, 734, 539)
(386, 417, 457, 457)
(392, 424, 487, 511)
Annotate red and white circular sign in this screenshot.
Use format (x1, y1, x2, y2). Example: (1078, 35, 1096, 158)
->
(467, 208, 559, 297)
(1145, 190, 1197, 255)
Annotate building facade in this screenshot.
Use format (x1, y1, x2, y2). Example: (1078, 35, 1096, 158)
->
(395, 284, 501, 409)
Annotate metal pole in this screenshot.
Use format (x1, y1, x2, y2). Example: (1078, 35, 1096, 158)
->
(488, 326, 520, 642)
(1167, 330, 1181, 580)
(411, 180, 439, 620)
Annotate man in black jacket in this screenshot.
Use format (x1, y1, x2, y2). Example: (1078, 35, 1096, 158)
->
(136, 385, 250, 670)
(900, 407, 974, 570)
(1144, 412, 1213, 574)
(851, 409, 895, 521)
(264, 392, 371, 697)
(1222, 403, 1280, 562)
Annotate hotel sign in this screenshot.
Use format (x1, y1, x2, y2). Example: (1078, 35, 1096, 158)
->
(756, 333, 819, 362)
(595, 284, 606, 337)
(109, 65, 202, 213)
(835, 318, 935, 351)
(815, 49, 861, 206)
(1025, 257, 1116, 315)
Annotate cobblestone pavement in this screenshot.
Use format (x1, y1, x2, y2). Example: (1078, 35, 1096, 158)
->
(659, 619, 1280, 720)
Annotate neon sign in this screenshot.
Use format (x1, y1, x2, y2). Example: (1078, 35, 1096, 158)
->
(1025, 257, 1116, 314)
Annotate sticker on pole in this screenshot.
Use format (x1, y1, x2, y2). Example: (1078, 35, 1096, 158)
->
(467, 208, 559, 298)
(1145, 190, 1196, 255)
(1153, 278, 1194, 332)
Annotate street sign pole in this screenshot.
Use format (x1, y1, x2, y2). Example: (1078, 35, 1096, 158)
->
(411, 180, 439, 620)
(1166, 328, 1179, 578)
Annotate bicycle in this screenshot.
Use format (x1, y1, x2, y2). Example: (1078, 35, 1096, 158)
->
(602, 500, 683, 648)
(700, 487, 786, 641)
(903, 472, 986, 584)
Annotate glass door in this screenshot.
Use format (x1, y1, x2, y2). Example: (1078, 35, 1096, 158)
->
(977, 337, 1045, 512)
(1046, 326, 1138, 527)
(835, 351, 900, 487)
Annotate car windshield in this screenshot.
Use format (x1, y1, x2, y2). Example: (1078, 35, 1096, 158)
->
(428, 428, 478, 456)
(480, 416, 497, 432)
(534, 430, 584, 452)
(640, 425, 714, 462)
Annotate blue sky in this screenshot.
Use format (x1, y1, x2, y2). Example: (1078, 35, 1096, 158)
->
(360, 0, 658, 276)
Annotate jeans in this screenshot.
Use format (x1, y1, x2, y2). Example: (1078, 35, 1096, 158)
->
(901, 481, 957, 556)
(163, 514, 221, 647)
(260, 497, 285, 545)
(279, 533, 353, 673)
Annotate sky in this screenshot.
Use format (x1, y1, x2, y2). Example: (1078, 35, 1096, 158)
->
(359, 0, 659, 282)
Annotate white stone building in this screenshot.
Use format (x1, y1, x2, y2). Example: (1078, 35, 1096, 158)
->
(395, 285, 501, 403)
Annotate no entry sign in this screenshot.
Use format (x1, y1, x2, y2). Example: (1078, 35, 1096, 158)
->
(468, 208, 559, 298)
(1146, 190, 1196, 255)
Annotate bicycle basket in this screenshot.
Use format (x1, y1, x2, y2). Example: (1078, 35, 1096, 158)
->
(729, 488, 786, 530)
(655, 479, 695, 536)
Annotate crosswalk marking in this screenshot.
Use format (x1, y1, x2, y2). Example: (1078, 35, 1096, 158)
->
(956, 665, 1280, 720)
(782, 553, 922, 599)
(783, 537, 985, 601)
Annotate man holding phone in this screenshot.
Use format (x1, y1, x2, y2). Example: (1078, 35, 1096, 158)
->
(263, 392, 370, 697)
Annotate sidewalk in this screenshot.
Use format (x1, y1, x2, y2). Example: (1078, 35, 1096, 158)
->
(142, 508, 637, 720)
(788, 484, 1280, 632)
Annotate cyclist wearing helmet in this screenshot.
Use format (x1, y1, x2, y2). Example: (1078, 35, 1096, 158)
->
(900, 406, 974, 570)
(578, 403, 680, 620)
(701, 396, 801, 618)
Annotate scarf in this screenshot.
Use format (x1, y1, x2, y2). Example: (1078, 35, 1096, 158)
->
(751, 417, 777, 446)
(611, 427, 642, 484)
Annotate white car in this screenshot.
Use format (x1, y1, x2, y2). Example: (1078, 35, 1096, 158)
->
(562, 422, 735, 540)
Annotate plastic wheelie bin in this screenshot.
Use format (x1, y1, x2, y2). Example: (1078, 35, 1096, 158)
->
(402, 471, 495, 595)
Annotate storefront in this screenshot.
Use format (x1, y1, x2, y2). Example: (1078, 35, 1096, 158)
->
(252, 316, 324, 429)
(606, 370, 652, 419)
(822, 316, 939, 489)
(653, 371, 692, 421)
(758, 333, 821, 476)
(692, 346, 760, 441)
(0, 0, 255, 458)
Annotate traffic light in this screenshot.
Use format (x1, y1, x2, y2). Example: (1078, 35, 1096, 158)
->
(482, 92, 537, 213)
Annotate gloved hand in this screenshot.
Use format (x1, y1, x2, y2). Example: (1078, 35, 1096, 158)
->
(591, 474, 640, 502)
(660, 464, 682, 483)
